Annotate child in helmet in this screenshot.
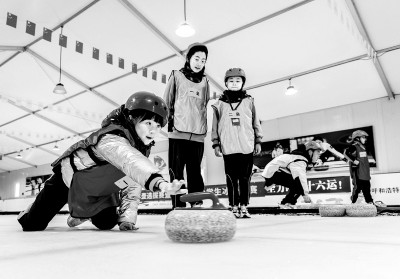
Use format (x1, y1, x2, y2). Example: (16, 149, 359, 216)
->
(17, 92, 185, 231)
(211, 68, 263, 218)
(262, 141, 322, 209)
(163, 43, 210, 208)
(344, 130, 375, 205)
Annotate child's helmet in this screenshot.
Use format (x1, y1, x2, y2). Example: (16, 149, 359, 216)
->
(348, 130, 368, 142)
(125, 91, 169, 127)
(185, 42, 208, 60)
(351, 130, 368, 139)
(224, 68, 246, 84)
(305, 141, 322, 151)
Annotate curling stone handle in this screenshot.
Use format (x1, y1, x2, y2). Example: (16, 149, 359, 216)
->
(180, 192, 226, 209)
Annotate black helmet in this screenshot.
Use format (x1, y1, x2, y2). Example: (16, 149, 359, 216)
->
(125, 91, 169, 127)
(224, 68, 246, 84)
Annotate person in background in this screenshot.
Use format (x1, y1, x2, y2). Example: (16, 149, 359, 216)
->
(312, 136, 346, 165)
(163, 43, 210, 209)
(36, 177, 44, 192)
(344, 130, 381, 206)
(271, 142, 283, 158)
(17, 92, 185, 232)
(262, 141, 322, 209)
(211, 68, 263, 218)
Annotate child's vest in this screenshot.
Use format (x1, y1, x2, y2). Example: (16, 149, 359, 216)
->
(172, 70, 208, 135)
(212, 97, 255, 155)
(352, 142, 371, 180)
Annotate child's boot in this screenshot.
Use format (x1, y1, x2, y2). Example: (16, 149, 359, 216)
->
(240, 205, 251, 218)
(67, 215, 90, 227)
(232, 206, 241, 218)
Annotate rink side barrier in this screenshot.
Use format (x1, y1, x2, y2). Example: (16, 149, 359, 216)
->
(1, 172, 399, 214)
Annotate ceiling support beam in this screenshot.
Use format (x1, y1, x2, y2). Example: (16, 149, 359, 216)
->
(2, 95, 84, 136)
(0, 89, 88, 129)
(111, 0, 314, 93)
(118, 0, 225, 92)
(118, 0, 182, 57)
(0, 0, 101, 69)
(344, 0, 394, 99)
(244, 43, 400, 91)
(0, 52, 21, 68)
(245, 54, 367, 90)
(6, 155, 37, 168)
(6, 134, 60, 157)
(203, 0, 314, 45)
(92, 55, 176, 90)
(0, 46, 25, 51)
(26, 49, 119, 106)
(2, 128, 97, 158)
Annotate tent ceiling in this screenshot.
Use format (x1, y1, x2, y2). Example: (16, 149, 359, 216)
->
(0, 0, 399, 173)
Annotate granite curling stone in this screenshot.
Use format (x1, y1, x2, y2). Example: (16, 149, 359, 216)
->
(296, 203, 320, 210)
(319, 204, 346, 217)
(165, 192, 236, 243)
(345, 203, 377, 217)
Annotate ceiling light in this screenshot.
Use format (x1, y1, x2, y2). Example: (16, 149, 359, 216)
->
(53, 26, 67, 94)
(53, 83, 67, 94)
(53, 142, 60, 151)
(285, 78, 298, 95)
(176, 0, 195, 37)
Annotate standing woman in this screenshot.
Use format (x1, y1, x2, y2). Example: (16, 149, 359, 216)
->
(163, 43, 210, 208)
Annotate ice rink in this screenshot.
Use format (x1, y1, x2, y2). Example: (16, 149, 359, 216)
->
(1, 213, 399, 279)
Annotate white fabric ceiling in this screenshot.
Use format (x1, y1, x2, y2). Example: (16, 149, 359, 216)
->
(0, 0, 399, 173)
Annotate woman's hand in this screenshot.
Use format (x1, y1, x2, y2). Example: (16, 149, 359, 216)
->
(214, 146, 222, 157)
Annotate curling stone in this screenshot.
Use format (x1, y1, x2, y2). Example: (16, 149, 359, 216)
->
(313, 165, 329, 171)
(165, 192, 236, 243)
(296, 203, 320, 210)
(345, 203, 377, 217)
(319, 204, 346, 217)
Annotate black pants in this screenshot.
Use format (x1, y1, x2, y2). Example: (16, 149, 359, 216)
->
(351, 177, 373, 203)
(90, 207, 118, 230)
(18, 169, 118, 231)
(264, 171, 305, 205)
(168, 138, 205, 208)
(18, 170, 68, 231)
(223, 153, 253, 206)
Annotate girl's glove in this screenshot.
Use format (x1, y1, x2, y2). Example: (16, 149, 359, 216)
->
(303, 194, 312, 203)
(159, 179, 187, 196)
(119, 222, 139, 231)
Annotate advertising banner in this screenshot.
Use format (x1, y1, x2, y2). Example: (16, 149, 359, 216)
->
(371, 173, 400, 205)
(253, 126, 376, 170)
(139, 175, 352, 208)
(24, 174, 51, 196)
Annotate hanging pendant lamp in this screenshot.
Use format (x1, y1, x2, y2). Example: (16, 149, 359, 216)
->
(285, 78, 298, 95)
(53, 26, 67, 94)
(53, 142, 60, 151)
(176, 0, 195, 37)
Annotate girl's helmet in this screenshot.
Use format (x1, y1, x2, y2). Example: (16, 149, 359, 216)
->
(125, 91, 169, 127)
(224, 68, 246, 84)
(351, 130, 368, 140)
